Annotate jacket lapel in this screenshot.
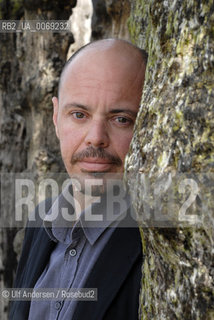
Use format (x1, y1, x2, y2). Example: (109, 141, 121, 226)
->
(22, 227, 56, 288)
(10, 227, 56, 320)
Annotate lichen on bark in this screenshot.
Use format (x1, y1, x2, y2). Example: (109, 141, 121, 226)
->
(125, 0, 214, 319)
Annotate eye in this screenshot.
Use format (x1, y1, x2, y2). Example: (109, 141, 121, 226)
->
(116, 117, 129, 123)
(114, 116, 133, 125)
(71, 111, 86, 119)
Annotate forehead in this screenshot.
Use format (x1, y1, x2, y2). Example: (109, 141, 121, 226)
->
(58, 43, 145, 106)
(62, 42, 144, 82)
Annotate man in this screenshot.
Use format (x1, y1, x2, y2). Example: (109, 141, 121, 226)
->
(10, 38, 147, 319)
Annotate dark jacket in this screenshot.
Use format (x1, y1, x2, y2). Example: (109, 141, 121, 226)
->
(9, 199, 143, 320)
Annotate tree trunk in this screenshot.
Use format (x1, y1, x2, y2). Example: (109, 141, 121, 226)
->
(126, 0, 214, 319)
(0, 1, 76, 318)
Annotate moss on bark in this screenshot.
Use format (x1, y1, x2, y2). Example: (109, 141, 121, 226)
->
(126, 0, 214, 319)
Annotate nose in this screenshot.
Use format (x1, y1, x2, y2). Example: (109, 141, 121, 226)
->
(85, 120, 110, 148)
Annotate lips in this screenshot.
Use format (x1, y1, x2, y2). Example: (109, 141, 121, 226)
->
(78, 158, 115, 172)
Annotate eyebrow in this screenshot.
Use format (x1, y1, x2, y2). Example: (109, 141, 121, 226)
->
(62, 103, 88, 111)
(62, 103, 138, 118)
(108, 109, 138, 118)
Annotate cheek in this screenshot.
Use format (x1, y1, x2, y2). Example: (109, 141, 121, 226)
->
(114, 133, 133, 159)
(58, 125, 82, 158)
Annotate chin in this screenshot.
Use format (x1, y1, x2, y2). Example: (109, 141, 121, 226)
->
(70, 170, 125, 197)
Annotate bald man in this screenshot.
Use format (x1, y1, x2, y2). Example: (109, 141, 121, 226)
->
(10, 39, 147, 320)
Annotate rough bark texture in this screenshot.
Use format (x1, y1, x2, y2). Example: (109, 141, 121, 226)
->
(0, 1, 76, 318)
(91, 0, 131, 40)
(125, 0, 214, 319)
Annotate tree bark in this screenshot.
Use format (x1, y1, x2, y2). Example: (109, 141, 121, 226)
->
(91, 0, 131, 40)
(0, 1, 76, 318)
(126, 0, 214, 319)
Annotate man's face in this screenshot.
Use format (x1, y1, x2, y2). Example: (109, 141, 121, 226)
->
(53, 42, 145, 183)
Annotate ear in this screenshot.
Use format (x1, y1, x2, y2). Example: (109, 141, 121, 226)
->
(52, 96, 59, 139)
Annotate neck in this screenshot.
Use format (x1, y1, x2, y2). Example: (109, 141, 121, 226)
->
(73, 188, 99, 220)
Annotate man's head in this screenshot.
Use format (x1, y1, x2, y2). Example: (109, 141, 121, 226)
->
(52, 39, 147, 186)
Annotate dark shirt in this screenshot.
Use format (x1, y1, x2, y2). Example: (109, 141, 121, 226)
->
(28, 183, 129, 320)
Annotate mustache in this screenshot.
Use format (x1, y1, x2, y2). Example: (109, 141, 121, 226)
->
(71, 146, 122, 166)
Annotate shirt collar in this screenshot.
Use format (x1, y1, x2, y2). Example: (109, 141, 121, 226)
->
(43, 181, 131, 246)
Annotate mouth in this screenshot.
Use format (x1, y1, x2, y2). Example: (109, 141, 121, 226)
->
(78, 158, 116, 172)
